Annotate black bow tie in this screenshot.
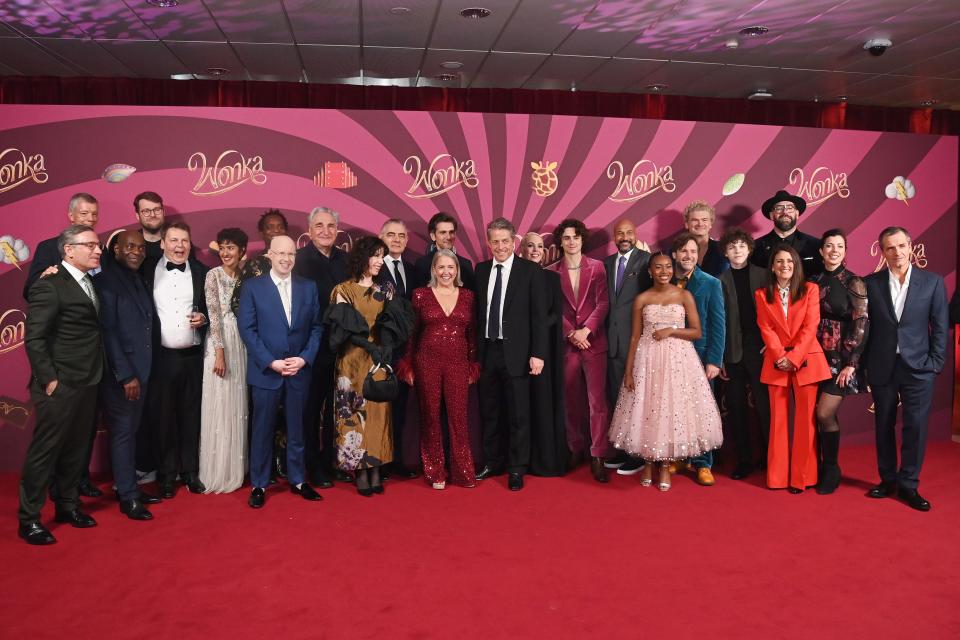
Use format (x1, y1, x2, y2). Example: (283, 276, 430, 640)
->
(166, 262, 186, 272)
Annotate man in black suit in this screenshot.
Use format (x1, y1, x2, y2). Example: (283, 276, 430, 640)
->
(412, 212, 476, 290)
(602, 218, 652, 475)
(864, 226, 948, 512)
(474, 217, 547, 491)
(295, 206, 349, 485)
(143, 222, 209, 498)
(96, 231, 161, 520)
(376, 218, 418, 479)
(18, 225, 105, 545)
(751, 190, 822, 277)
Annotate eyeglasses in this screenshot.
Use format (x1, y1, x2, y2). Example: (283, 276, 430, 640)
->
(139, 207, 164, 217)
(772, 204, 797, 213)
(68, 241, 101, 251)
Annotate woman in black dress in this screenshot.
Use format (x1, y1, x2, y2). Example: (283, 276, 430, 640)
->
(809, 229, 869, 494)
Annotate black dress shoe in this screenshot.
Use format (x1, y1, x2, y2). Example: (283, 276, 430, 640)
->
(160, 481, 176, 499)
(54, 509, 97, 528)
(787, 487, 803, 494)
(18, 522, 56, 545)
(120, 499, 154, 521)
(475, 466, 505, 481)
(335, 470, 353, 484)
(291, 483, 323, 501)
(508, 473, 524, 491)
(248, 487, 265, 509)
(185, 477, 206, 494)
(867, 481, 897, 499)
(898, 488, 931, 512)
(78, 482, 103, 498)
(730, 462, 754, 480)
(590, 457, 610, 483)
(139, 491, 162, 505)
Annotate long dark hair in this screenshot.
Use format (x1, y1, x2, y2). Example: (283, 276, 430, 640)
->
(764, 244, 807, 303)
(346, 235, 388, 281)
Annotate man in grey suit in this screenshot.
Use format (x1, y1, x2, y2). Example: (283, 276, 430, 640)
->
(864, 226, 948, 512)
(602, 218, 651, 474)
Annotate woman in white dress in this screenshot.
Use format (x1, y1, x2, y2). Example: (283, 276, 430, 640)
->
(199, 228, 249, 493)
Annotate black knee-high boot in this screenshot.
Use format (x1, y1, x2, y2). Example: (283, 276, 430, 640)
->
(816, 430, 841, 495)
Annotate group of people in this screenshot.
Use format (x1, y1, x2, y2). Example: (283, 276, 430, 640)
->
(15, 187, 950, 546)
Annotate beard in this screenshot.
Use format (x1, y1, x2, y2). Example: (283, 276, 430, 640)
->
(774, 216, 797, 233)
(141, 219, 163, 233)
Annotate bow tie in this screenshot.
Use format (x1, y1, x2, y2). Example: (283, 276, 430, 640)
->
(166, 262, 186, 272)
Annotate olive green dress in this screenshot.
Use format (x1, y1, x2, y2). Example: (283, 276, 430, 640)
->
(331, 281, 393, 470)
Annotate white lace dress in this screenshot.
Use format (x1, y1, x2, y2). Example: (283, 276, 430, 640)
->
(198, 266, 248, 493)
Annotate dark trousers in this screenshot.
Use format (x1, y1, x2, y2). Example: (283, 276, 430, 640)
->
(871, 360, 935, 491)
(304, 353, 335, 476)
(101, 379, 149, 502)
(606, 352, 627, 411)
(391, 381, 411, 467)
(19, 381, 99, 524)
(478, 340, 531, 474)
(251, 379, 308, 489)
(151, 346, 203, 481)
(724, 338, 770, 466)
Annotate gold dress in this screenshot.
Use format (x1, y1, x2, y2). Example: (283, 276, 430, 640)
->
(331, 281, 393, 470)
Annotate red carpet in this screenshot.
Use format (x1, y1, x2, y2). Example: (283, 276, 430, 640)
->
(1, 441, 958, 640)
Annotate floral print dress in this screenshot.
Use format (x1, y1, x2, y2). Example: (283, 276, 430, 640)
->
(331, 281, 393, 470)
(809, 265, 869, 396)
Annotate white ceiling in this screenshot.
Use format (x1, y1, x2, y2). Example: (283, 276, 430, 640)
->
(1, 0, 958, 109)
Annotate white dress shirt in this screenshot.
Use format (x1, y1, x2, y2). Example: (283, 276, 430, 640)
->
(271, 271, 293, 326)
(154, 257, 199, 348)
(889, 264, 912, 353)
(60, 260, 89, 285)
(485, 253, 514, 339)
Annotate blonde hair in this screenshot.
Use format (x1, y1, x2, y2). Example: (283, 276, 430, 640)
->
(428, 249, 463, 287)
(683, 200, 715, 222)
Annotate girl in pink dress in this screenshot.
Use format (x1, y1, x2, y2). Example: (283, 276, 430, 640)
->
(608, 253, 723, 490)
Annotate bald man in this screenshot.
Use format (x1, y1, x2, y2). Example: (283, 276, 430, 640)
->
(602, 219, 652, 473)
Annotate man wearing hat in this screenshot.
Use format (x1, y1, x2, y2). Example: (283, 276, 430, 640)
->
(751, 190, 823, 278)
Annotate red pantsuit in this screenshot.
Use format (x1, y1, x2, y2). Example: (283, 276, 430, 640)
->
(551, 257, 610, 457)
(755, 283, 831, 490)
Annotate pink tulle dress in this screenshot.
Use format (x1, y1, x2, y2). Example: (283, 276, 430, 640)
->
(608, 303, 723, 461)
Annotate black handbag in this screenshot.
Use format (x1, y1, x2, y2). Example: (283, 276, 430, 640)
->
(362, 363, 398, 402)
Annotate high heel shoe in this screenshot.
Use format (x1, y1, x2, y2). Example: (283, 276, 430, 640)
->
(658, 463, 672, 492)
(432, 481, 446, 490)
(640, 464, 653, 487)
(356, 486, 374, 497)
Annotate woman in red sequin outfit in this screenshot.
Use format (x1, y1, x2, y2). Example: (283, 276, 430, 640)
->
(398, 250, 479, 489)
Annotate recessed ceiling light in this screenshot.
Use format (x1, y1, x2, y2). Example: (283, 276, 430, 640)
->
(435, 73, 459, 81)
(739, 26, 769, 37)
(460, 7, 492, 19)
(389, 6, 411, 15)
(645, 84, 668, 92)
(170, 73, 194, 80)
(748, 89, 773, 100)
(206, 67, 229, 76)
(146, 0, 180, 7)
(920, 98, 938, 107)
(440, 61, 464, 70)
(836, 95, 849, 102)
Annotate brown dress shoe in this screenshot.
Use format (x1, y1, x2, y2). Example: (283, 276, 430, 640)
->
(590, 457, 609, 483)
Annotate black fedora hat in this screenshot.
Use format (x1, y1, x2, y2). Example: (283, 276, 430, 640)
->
(761, 190, 807, 218)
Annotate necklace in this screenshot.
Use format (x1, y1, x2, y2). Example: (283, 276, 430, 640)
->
(566, 261, 582, 270)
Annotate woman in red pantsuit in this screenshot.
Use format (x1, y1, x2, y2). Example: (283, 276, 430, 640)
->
(754, 245, 831, 493)
(398, 250, 479, 490)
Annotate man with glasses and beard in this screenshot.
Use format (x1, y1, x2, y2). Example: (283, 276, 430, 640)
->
(133, 191, 167, 262)
(751, 190, 822, 277)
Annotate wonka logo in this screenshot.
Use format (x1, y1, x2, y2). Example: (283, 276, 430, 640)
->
(403, 153, 478, 199)
(0, 148, 48, 194)
(788, 167, 850, 207)
(607, 159, 676, 203)
(188, 150, 267, 196)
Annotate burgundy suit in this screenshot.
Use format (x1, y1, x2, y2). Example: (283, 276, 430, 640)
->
(551, 256, 611, 457)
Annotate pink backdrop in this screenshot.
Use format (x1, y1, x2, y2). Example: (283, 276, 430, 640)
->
(0, 105, 955, 471)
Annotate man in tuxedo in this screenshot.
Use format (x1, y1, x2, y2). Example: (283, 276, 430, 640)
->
(134, 191, 167, 262)
(143, 222, 209, 498)
(22, 192, 104, 499)
(96, 231, 161, 520)
(751, 190, 822, 277)
(673, 232, 726, 486)
(474, 217, 547, 491)
(295, 206, 349, 485)
(603, 218, 652, 475)
(413, 212, 476, 290)
(238, 235, 324, 509)
(377, 219, 418, 479)
(864, 226, 948, 512)
(18, 225, 105, 545)
(680, 200, 728, 277)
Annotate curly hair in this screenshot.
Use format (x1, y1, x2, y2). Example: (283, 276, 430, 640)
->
(718, 227, 755, 254)
(346, 235, 388, 281)
(257, 209, 288, 233)
(216, 227, 249, 255)
(552, 218, 589, 243)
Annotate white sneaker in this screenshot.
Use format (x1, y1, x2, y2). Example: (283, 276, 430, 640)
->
(617, 459, 646, 476)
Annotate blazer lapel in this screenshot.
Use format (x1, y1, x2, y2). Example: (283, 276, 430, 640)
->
(119, 270, 151, 319)
(575, 260, 596, 313)
(606, 255, 617, 301)
(558, 264, 575, 309)
(897, 269, 921, 325)
(268, 277, 290, 330)
(877, 271, 898, 324)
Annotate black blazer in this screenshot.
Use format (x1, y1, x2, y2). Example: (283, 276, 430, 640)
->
(95, 262, 155, 385)
(863, 267, 949, 385)
(142, 256, 210, 346)
(22, 237, 60, 300)
(751, 229, 823, 277)
(603, 248, 652, 360)
(414, 250, 475, 291)
(475, 256, 547, 377)
(718, 264, 767, 364)
(376, 255, 415, 300)
(24, 267, 105, 388)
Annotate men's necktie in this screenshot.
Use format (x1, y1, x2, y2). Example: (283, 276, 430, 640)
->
(278, 279, 292, 325)
(81, 274, 99, 312)
(489, 264, 503, 339)
(615, 254, 627, 293)
(166, 262, 186, 272)
(392, 259, 405, 296)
